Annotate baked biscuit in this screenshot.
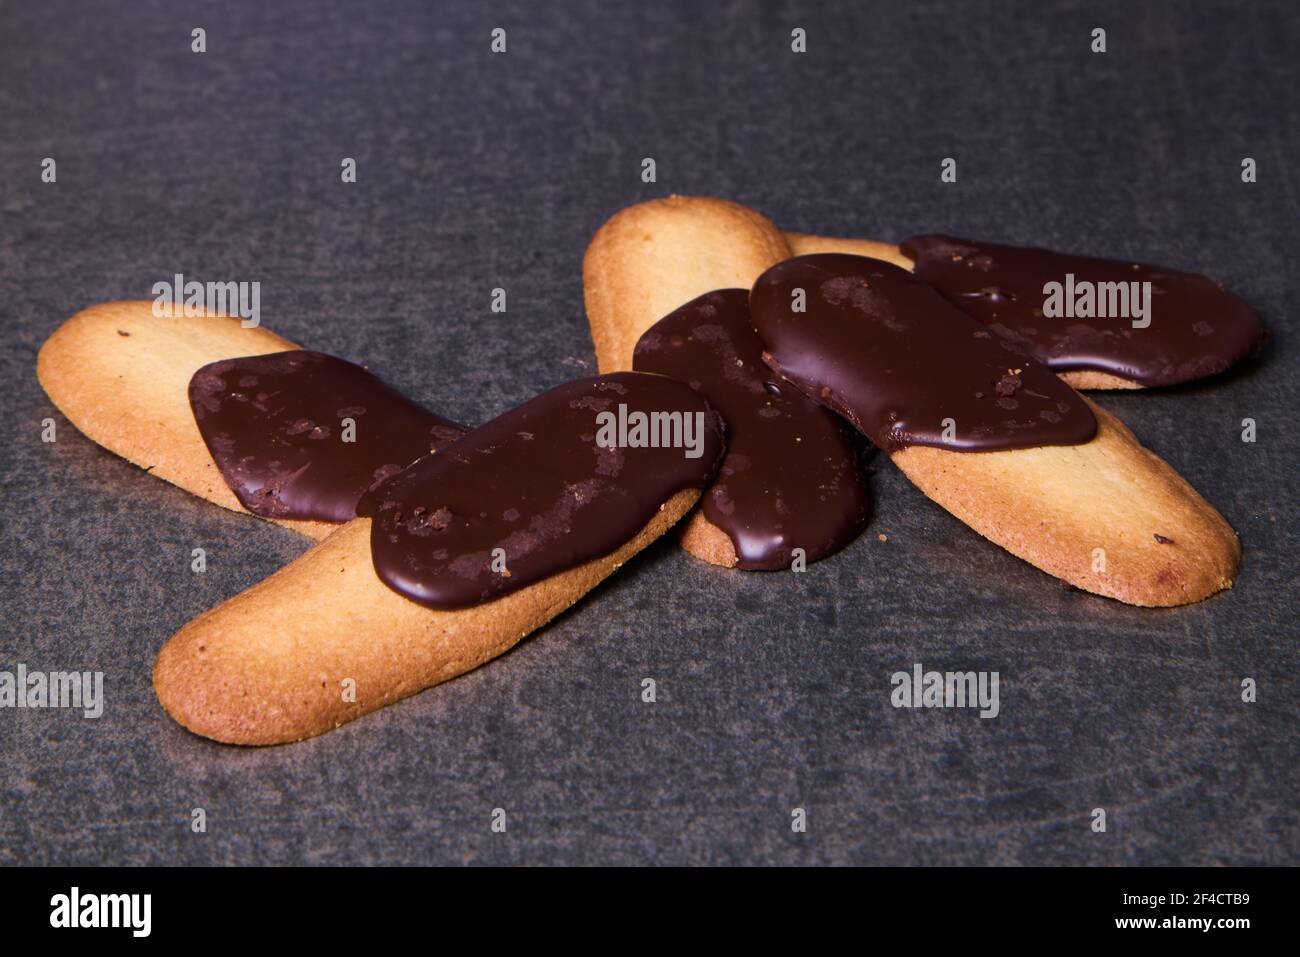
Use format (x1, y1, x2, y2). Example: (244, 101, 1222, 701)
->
(37, 301, 336, 538)
(749, 249, 1241, 606)
(155, 491, 700, 745)
(894, 399, 1239, 605)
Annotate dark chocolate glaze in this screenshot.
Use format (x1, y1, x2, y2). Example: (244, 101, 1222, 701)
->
(190, 350, 467, 522)
(749, 254, 1097, 452)
(357, 372, 725, 609)
(900, 235, 1265, 387)
(633, 290, 870, 570)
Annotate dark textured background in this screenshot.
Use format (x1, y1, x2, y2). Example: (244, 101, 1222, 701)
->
(1, 0, 1296, 865)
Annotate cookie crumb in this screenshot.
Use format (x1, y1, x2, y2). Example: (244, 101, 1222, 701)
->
(877, 533, 888, 542)
(995, 372, 1022, 397)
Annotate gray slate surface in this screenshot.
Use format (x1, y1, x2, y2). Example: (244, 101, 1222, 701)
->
(0, 0, 1296, 865)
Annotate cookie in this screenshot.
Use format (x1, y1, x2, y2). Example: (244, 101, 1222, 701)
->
(38, 301, 466, 539)
(750, 252, 1241, 606)
(893, 400, 1240, 606)
(37, 301, 335, 538)
(154, 491, 701, 744)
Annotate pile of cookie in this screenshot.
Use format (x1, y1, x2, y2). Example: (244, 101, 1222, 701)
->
(37, 196, 1264, 744)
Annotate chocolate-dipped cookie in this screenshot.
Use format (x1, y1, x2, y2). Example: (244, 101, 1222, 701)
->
(750, 252, 1240, 606)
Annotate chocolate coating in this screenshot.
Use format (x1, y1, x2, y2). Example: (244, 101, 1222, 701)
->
(357, 372, 725, 609)
(749, 254, 1097, 452)
(900, 234, 1265, 387)
(633, 289, 870, 570)
(190, 350, 467, 522)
